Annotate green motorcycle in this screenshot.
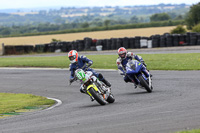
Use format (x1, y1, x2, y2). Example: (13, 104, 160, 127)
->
(72, 69, 115, 105)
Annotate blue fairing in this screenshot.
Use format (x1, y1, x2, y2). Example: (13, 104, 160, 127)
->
(125, 60, 148, 84)
(126, 60, 143, 75)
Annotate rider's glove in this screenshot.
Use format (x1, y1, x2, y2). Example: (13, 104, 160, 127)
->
(140, 60, 147, 67)
(87, 61, 93, 68)
(69, 78, 74, 83)
(119, 71, 126, 76)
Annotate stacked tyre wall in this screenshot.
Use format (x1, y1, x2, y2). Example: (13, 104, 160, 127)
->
(3, 32, 200, 55)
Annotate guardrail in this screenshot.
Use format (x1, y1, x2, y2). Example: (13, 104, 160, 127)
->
(2, 32, 200, 55)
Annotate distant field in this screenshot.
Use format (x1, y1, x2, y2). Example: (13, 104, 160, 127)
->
(0, 26, 176, 46)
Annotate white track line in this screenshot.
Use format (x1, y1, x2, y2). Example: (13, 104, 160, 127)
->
(0, 67, 116, 71)
(45, 97, 62, 110)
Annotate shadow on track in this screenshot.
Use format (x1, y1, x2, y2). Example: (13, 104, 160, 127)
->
(116, 90, 160, 96)
(77, 101, 117, 109)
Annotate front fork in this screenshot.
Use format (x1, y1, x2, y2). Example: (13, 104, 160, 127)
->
(140, 71, 152, 88)
(86, 83, 108, 100)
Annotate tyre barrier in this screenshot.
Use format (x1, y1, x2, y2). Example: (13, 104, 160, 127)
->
(152, 35, 160, 48)
(166, 35, 173, 47)
(160, 36, 166, 47)
(106, 39, 112, 50)
(4, 46, 16, 55)
(84, 37, 92, 51)
(35, 44, 45, 53)
(135, 36, 141, 48)
(111, 38, 117, 50)
(4, 45, 34, 55)
(123, 37, 129, 49)
(2, 32, 200, 55)
(129, 38, 135, 48)
(102, 39, 108, 50)
(116, 38, 122, 49)
(60, 41, 70, 52)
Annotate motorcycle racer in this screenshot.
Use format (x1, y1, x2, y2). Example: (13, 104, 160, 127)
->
(68, 50, 111, 91)
(116, 47, 150, 84)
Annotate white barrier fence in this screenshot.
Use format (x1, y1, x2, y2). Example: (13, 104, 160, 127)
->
(140, 39, 152, 48)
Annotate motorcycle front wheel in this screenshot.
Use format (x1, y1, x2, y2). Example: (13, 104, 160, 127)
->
(138, 75, 152, 93)
(88, 87, 107, 105)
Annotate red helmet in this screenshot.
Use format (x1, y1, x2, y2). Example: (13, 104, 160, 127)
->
(118, 47, 127, 59)
(68, 50, 78, 63)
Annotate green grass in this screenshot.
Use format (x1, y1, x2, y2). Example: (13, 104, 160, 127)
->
(0, 53, 200, 70)
(0, 93, 55, 114)
(176, 129, 200, 133)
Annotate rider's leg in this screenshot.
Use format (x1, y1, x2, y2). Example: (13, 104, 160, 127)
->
(124, 75, 137, 88)
(87, 68, 111, 87)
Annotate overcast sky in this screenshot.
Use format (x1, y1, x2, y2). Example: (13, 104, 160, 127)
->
(0, 0, 199, 9)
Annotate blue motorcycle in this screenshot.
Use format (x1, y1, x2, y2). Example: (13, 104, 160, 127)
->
(125, 60, 153, 93)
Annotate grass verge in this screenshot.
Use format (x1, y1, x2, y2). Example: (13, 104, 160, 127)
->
(0, 53, 200, 70)
(0, 93, 55, 115)
(176, 129, 200, 133)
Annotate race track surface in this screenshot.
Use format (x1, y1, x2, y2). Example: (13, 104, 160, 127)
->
(0, 69, 200, 133)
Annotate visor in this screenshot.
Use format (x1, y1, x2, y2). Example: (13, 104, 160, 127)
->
(69, 56, 75, 61)
(119, 53, 126, 58)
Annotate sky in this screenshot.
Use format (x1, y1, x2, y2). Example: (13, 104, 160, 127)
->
(0, 0, 199, 9)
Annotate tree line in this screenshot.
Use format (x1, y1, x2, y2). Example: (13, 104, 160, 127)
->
(0, 2, 200, 37)
(0, 12, 185, 37)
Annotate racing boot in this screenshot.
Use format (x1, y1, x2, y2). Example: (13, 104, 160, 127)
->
(133, 83, 137, 89)
(98, 73, 111, 87)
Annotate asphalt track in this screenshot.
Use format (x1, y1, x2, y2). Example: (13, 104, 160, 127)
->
(0, 68, 200, 133)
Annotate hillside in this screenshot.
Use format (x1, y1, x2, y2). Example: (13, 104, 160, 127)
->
(0, 26, 176, 45)
(0, 4, 189, 27)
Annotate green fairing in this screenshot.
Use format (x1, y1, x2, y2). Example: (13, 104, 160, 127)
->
(76, 70, 86, 82)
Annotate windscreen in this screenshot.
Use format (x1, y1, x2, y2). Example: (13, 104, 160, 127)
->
(126, 60, 136, 70)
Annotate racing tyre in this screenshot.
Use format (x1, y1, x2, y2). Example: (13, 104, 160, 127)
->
(106, 94, 115, 103)
(138, 75, 152, 93)
(88, 88, 107, 105)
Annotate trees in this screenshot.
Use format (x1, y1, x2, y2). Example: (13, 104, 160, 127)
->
(170, 25, 187, 34)
(81, 22, 89, 28)
(185, 2, 200, 29)
(0, 28, 11, 35)
(150, 13, 171, 22)
(104, 20, 110, 29)
(192, 23, 200, 32)
(130, 16, 139, 23)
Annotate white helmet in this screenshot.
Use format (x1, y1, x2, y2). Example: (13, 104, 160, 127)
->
(68, 50, 78, 63)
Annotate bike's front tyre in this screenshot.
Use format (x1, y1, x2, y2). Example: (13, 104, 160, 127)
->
(138, 75, 152, 93)
(88, 87, 107, 105)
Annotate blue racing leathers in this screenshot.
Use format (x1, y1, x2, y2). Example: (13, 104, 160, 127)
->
(69, 55, 102, 81)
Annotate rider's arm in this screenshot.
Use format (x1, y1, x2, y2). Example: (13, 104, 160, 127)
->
(80, 55, 93, 67)
(69, 64, 75, 79)
(116, 58, 125, 74)
(127, 52, 144, 63)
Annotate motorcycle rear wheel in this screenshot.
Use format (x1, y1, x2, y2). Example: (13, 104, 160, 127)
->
(88, 87, 107, 105)
(106, 94, 115, 103)
(138, 75, 152, 93)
